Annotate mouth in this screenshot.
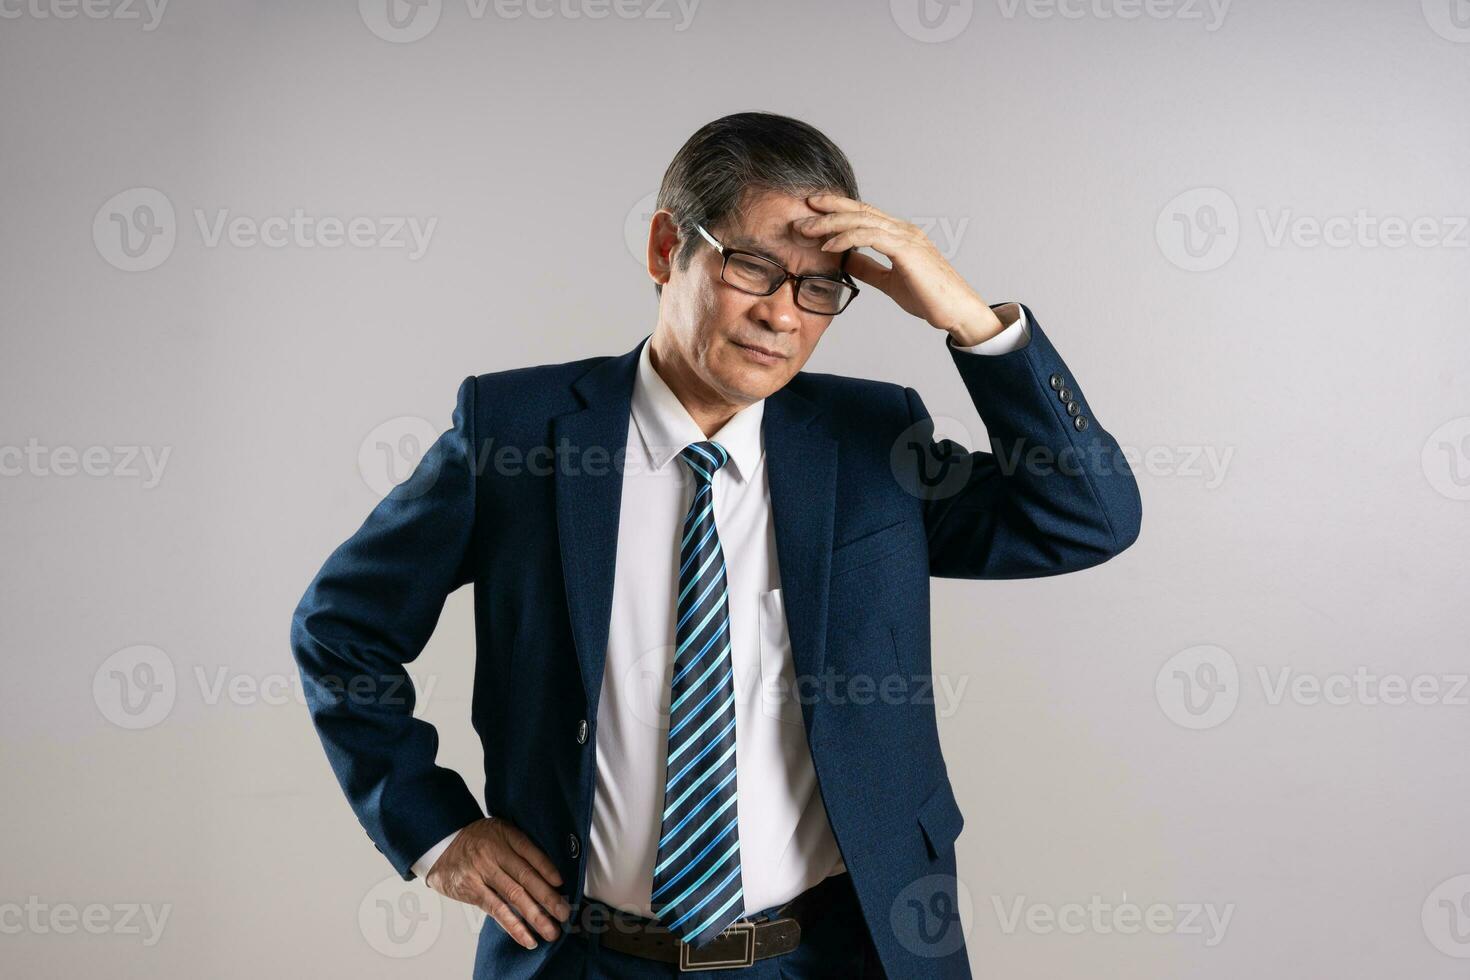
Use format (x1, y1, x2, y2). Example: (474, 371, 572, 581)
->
(731, 338, 788, 365)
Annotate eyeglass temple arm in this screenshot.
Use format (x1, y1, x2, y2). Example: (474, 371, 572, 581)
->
(695, 223, 723, 253)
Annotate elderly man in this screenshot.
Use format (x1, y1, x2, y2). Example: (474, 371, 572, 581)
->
(292, 111, 1141, 978)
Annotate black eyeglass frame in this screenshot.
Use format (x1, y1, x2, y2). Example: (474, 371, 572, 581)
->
(694, 223, 861, 316)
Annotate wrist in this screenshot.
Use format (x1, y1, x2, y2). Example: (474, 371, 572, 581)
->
(947, 310, 1005, 347)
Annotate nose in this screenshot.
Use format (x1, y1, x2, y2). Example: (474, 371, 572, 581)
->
(749, 281, 804, 334)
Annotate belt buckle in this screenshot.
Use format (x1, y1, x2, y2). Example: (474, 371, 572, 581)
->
(678, 921, 756, 972)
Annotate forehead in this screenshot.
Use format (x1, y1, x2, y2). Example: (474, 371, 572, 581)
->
(715, 190, 844, 275)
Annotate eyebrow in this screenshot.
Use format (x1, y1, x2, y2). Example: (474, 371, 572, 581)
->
(724, 235, 845, 278)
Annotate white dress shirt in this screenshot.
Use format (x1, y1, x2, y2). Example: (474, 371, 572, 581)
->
(410, 307, 1033, 913)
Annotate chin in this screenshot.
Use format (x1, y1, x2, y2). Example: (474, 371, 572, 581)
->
(711, 365, 774, 403)
(741, 372, 788, 402)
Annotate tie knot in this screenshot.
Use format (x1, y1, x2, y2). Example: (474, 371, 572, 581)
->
(678, 440, 729, 483)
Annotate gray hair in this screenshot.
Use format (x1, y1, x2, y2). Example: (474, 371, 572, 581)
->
(652, 111, 860, 299)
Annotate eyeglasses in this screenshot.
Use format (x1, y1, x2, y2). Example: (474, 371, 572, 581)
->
(695, 223, 860, 316)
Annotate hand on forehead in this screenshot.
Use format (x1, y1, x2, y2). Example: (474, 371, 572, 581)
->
(722, 193, 843, 269)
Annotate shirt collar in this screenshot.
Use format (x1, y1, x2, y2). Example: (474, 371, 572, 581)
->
(630, 335, 764, 483)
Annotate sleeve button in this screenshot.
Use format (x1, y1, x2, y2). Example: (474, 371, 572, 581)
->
(1073, 416, 1090, 431)
(1049, 373, 1065, 390)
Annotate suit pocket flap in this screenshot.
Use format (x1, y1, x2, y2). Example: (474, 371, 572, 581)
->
(830, 518, 909, 577)
(917, 779, 965, 859)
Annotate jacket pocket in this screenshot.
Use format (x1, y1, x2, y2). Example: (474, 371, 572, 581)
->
(917, 779, 965, 860)
(829, 518, 909, 578)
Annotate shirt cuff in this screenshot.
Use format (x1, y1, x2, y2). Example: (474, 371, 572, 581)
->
(411, 828, 464, 879)
(950, 302, 1030, 355)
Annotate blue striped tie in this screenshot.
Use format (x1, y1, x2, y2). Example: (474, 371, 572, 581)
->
(649, 439, 745, 949)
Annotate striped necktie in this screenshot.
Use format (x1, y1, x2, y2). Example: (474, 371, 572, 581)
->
(649, 439, 745, 949)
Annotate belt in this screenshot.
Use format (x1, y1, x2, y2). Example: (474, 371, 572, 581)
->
(574, 872, 849, 972)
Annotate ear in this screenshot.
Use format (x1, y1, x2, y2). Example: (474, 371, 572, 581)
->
(647, 209, 681, 286)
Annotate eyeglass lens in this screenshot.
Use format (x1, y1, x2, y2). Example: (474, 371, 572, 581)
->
(722, 252, 853, 314)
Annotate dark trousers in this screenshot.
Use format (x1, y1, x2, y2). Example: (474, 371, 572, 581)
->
(551, 871, 885, 979)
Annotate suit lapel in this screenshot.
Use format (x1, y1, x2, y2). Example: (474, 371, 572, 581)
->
(763, 384, 838, 746)
(554, 336, 839, 747)
(554, 337, 644, 711)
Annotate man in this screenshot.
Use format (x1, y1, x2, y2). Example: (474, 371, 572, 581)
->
(291, 111, 1141, 978)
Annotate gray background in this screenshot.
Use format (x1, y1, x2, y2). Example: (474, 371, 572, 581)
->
(3, 1, 1468, 977)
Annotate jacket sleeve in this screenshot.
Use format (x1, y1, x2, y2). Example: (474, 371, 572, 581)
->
(903, 304, 1142, 579)
(290, 375, 485, 879)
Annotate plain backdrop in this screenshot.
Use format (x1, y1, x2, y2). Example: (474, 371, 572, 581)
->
(2, 1, 1468, 977)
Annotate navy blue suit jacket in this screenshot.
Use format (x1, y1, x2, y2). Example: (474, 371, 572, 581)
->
(291, 305, 1142, 979)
